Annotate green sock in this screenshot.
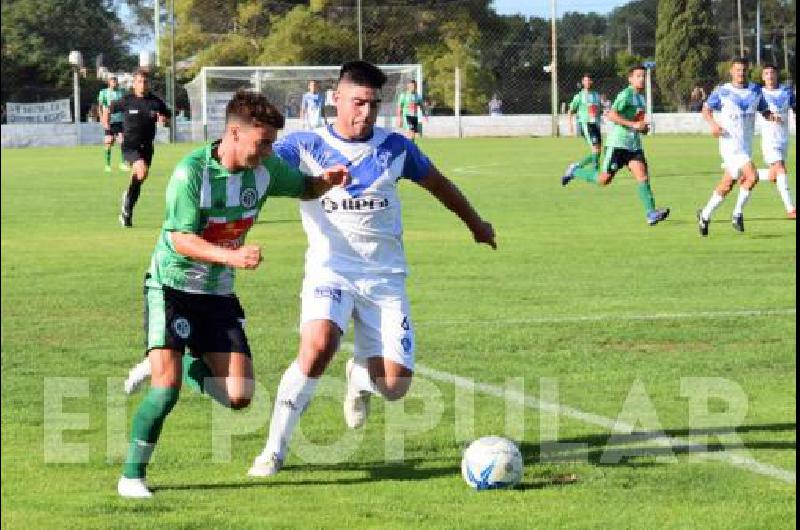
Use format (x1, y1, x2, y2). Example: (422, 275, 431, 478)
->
(573, 166, 599, 184)
(577, 153, 595, 168)
(104, 148, 111, 166)
(590, 153, 599, 167)
(637, 180, 656, 213)
(123, 386, 179, 479)
(182, 354, 211, 394)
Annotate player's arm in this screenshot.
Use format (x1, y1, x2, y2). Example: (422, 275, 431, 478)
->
(702, 91, 725, 137)
(156, 98, 171, 125)
(417, 165, 496, 249)
(756, 92, 780, 123)
(607, 109, 648, 132)
(163, 163, 261, 269)
(263, 153, 349, 200)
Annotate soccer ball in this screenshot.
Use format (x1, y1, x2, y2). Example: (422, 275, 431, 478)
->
(461, 436, 523, 490)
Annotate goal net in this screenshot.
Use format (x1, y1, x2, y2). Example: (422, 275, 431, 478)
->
(184, 65, 422, 141)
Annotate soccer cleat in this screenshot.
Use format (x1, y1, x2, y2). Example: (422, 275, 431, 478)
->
(646, 207, 670, 226)
(120, 162, 131, 172)
(120, 192, 133, 227)
(732, 213, 745, 232)
(117, 476, 153, 498)
(119, 213, 132, 227)
(343, 358, 371, 429)
(247, 453, 283, 478)
(104, 165, 112, 173)
(787, 209, 797, 220)
(561, 163, 578, 186)
(697, 209, 709, 237)
(124, 358, 151, 395)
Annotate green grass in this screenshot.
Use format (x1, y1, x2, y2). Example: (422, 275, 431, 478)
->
(2, 135, 796, 529)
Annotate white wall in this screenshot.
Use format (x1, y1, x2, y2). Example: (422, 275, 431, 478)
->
(2, 113, 794, 147)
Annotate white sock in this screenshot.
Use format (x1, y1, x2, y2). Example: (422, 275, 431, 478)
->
(261, 361, 318, 461)
(348, 358, 379, 395)
(757, 168, 770, 181)
(775, 173, 795, 212)
(701, 192, 725, 221)
(732, 187, 751, 216)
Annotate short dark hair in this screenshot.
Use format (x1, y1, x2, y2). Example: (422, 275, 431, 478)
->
(225, 89, 284, 129)
(338, 61, 387, 89)
(731, 57, 750, 67)
(762, 63, 778, 71)
(134, 68, 150, 79)
(582, 72, 592, 79)
(628, 65, 646, 75)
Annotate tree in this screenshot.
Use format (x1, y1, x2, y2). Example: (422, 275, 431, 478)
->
(655, 0, 718, 109)
(1, 0, 134, 105)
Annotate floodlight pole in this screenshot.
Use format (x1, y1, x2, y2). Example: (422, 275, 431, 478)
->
(73, 68, 81, 145)
(169, 0, 176, 143)
(737, 0, 745, 57)
(550, 0, 559, 137)
(756, 0, 761, 65)
(154, 0, 160, 66)
(357, 0, 364, 60)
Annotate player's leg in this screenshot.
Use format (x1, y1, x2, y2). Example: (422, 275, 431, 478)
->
(575, 123, 601, 168)
(250, 278, 354, 477)
(343, 275, 415, 428)
(563, 145, 613, 186)
(762, 145, 796, 216)
(103, 130, 114, 172)
(118, 348, 182, 498)
(627, 155, 669, 225)
(731, 162, 759, 232)
(116, 127, 129, 170)
(699, 154, 740, 234)
(120, 146, 152, 227)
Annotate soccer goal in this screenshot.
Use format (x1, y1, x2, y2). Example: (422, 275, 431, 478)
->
(184, 64, 422, 141)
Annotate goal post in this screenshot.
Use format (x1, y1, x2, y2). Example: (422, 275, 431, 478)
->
(184, 64, 423, 141)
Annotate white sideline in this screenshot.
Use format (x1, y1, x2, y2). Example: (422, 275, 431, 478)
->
(418, 308, 797, 327)
(414, 364, 796, 485)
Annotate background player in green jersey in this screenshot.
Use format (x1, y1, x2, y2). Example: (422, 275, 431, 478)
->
(566, 73, 603, 171)
(117, 90, 348, 499)
(561, 65, 670, 226)
(396, 79, 427, 140)
(98, 75, 127, 172)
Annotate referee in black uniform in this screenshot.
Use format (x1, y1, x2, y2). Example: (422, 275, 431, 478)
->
(106, 68, 171, 227)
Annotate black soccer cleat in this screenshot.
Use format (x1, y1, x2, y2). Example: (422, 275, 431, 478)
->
(697, 209, 709, 237)
(732, 213, 745, 233)
(119, 213, 132, 228)
(646, 207, 670, 226)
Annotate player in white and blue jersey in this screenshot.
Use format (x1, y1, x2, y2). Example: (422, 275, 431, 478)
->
(301, 80, 326, 130)
(697, 58, 780, 236)
(249, 61, 496, 478)
(756, 64, 796, 218)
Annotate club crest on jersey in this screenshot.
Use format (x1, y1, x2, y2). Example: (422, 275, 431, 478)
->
(321, 196, 389, 213)
(172, 317, 191, 339)
(240, 187, 258, 209)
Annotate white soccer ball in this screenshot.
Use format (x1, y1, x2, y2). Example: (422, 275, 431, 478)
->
(461, 436, 523, 490)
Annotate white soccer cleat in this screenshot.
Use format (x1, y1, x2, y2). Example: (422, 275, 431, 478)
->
(124, 358, 151, 395)
(247, 453, 283, 478)
(117, 476, 153, 498)
(343, 358, 371, 429)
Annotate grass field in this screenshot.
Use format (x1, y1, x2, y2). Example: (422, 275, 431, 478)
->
(1, 134, 796, 529)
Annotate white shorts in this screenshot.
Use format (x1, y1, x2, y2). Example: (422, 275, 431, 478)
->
(762, 142, 787, 166)
(300, 271, 414, 369)
(720, 149, 752, 179)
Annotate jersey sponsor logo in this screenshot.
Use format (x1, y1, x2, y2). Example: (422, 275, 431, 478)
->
(321, 196, 389, 213)
(314, 286, 342, 303)
(201, 217, 254, 249)
(240, 187, 258, 209)
(129, 109, 139, 114)
(172, 317, 191, 339)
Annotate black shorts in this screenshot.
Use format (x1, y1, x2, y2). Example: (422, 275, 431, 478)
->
(601, 148, 646, 177)
(122, 143, 154, 166)
(143, 280, 251, 357)
(404, 115, 421, 133)
(581, 123, 601, 146)
(105, 123, 124, 137)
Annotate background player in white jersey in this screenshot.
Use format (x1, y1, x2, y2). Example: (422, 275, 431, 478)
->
(756, 64, 796, 219)
(249, 61, 496, 478)
(696, 58, 780, 236)
(301, 80, 326, 130)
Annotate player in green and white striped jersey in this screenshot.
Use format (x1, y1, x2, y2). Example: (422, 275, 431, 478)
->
(566, 73, 603, 171)
(117, 90, 349, 499)
(98, 75, 127, 172)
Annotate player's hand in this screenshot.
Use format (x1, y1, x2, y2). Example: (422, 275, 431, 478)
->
(769, 114, 783, 124)
(320, 165, 350, 187)
(633, 121, 649, 133)
(471, 220, 497, 250)
(228, 244, 262, 269)
(710, 123, 726, 138)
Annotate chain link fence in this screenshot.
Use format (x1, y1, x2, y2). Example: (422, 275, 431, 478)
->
(3, 0, 796, 135)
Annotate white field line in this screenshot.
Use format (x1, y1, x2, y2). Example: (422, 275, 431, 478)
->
(416, 308, 796, 327)
(415, 363, 796, 485)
